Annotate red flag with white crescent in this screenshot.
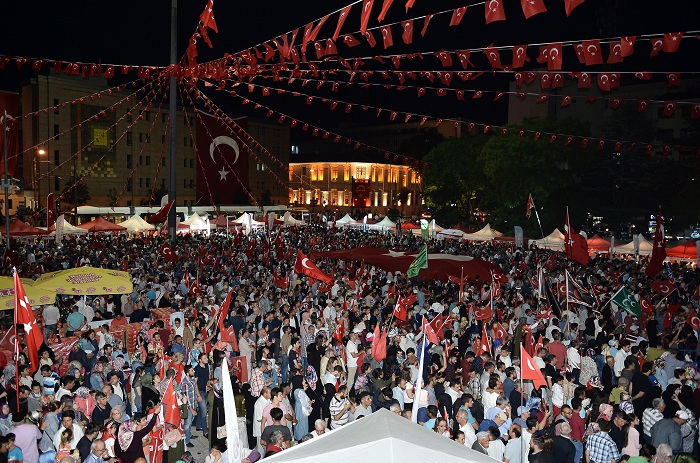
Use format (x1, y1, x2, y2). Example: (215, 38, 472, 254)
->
(14, 270, 43, 373)
(478, 323, 490, 355)
(421, 317, 440, 345)
(520, 346, 547, 388)
(333, 320, 345, 343)
(651, 280, 676, 297)
(160, 243, 177, 262)
(686, 311, 700, 331)
(162, 379, 181, 425)
(294, 251, 333, 285)
(640, 298, 654, 314)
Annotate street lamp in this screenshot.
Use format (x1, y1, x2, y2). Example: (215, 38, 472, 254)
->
(35, 148, 46, 212)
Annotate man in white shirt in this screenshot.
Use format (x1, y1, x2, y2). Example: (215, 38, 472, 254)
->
(352, 391, 374, 420)
(41, 304, 61, 336)
(346, 332, 360, 389)
(614, 342, 632, 377)
(456, 410, 477, 447)
(253, 387, 272, 454)
(53, 409, 84, 450)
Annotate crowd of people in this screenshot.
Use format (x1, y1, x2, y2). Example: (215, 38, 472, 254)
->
(0, 222, 698, 463)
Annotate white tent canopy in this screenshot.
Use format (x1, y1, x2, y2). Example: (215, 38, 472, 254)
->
(369, 216, 396, 230)
(283, 211, 306, 227)
(613, 234, 653, 256)
(530, 228, 566, 251)
(438, 229, 466, 240)
(118, 214, 155, 232)
(462, 223, 504, 241)
(263, 408, 486, 463)
(45, 222, 89, 236)
(334, 213, 355, 227)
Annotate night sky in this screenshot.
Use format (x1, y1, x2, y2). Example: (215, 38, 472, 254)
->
(0, 0, 699, 132)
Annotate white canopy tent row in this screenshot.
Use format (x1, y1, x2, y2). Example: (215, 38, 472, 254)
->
(460, 223, 504, 241)
(118, 214, 155, 232)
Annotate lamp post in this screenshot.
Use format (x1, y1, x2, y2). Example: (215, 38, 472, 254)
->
(35, 148, 45, 216)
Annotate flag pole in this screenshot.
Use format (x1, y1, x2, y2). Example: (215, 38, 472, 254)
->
(520, 346, 526, 462)
(565, 270, 570, 315)
(534, 208, 545, 239)
(2, 110, 10, 249)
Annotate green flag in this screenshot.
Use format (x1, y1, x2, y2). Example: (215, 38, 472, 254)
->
(407, 245, 428, 278)
(610, 286, 641, 317)
(420, 219, 429, 240)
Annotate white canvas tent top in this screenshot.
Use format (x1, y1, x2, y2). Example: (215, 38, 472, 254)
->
(438, 229, 466, 240)
(462, 223, 504, 241)
(334, 213, 354, 226)
(530, 228, 566, 251)
(613, 234, 653, 256)
(369, 216, 396, 230)
(45, 222, 89, 236)
(283, 211, 306, 227)
(119, 214, 155, 232)
(263, 408, 488, 463)
(179, 212, 209, 233)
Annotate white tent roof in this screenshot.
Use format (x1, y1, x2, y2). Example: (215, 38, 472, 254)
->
(438, 229, 466, 239)
(369, 216, 396, 230)
(530, 228, 566, 251)
(46, 222, 89, 236)
(263, 408, 486, 463)
(613, 234, 653, 256)
(335, 213, 355, 225)
(283, 212, 306, 227)
(181, 212, 205, 226)
(462, 223, 503, 241)
(119, 214, 155, 232)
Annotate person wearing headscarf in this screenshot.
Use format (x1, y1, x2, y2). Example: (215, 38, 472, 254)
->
(292, 376, 312, 441)
(115, 405, 161, 462)
(74, 386, 95, 421)
(209, 380, 227, 450)
(579, 349, 598, 390)
(140, 373, 159, 411)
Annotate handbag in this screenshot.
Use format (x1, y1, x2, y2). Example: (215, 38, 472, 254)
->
(164, 429, 181, 447)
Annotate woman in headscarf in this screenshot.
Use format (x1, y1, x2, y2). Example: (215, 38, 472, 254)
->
(579, 349, 599, 389)
(209, 381, 226, 450)
(140, 373, 159, 411)
(242, 383, 256, 449)
(292, 376, 312, 441)
(661, 384, 681, 418)
(114, 404, 161, 462)
(676, 384, 697, 453)
(73, 386, 95, 421)
(90, 361, 108, 391)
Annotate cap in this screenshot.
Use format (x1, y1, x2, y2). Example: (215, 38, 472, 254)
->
(496, 411, 508, 421)
(676, 410, 690, 420)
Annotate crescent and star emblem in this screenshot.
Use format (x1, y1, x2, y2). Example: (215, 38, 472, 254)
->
(209, 136, 239, 181)
(301, 258, 314, 270)
(587, 45, 598, 55)
(488, 0, 500, 12)
(658, 284, 669, 294)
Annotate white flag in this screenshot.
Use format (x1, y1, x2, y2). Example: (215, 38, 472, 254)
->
(411, 334, 426, 423)
(222, 359, 243, 463)
(55, 214, 65, 244)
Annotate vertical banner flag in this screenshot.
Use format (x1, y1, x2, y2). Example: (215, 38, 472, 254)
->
(564, 208, 590, 265)
(195, 111, 248, 205)
(222, 358, 243, 463)
(420, 219, 429, 240)
(14, 269, 44, 373)
(526, 194, 535, 219)
(407, 245, 428, 278)
(514, 226, 524, 248)
(645, 208, 666, 277)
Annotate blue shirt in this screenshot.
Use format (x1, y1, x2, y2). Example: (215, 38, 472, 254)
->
(171, 343, 186, 356)
(67, 312, 85, 330)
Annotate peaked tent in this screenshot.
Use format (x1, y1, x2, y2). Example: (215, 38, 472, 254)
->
(587, 234, 612, 252)
(263, 408, 490, 463)
(530, 228, 565, 251)
(437, 229, 466, 240)
(462, 223, 504, 241)
(46, 222, 89, 236)
(334, 213, 354, 226)
(0, 219, 49, 237)
(369, 216, 396, 230)
(119, 214, 155, 232)
(614, 234, 653, 256)
(666, 240, 698, 260)
(76, 217, 127, 233)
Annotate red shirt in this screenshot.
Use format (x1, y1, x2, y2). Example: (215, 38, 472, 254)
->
(548, 341, 567, 370)
(569, 411, 586, 441)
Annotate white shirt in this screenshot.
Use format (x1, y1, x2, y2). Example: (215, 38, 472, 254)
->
(461, 422, 477, 447)
(567, 347, 581, 369)
(487, 436, 506, 461)
(53, 424, 84, 450)
(346, 340, 359, 368)
(253, 396, 271, 437)
(614, 349, 630, 376)
(42, 305, 60, 325)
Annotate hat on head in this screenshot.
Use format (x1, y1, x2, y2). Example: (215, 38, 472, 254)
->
(676, 410, 690, 420)
(517, 406, 529, 416)
(496, 411, 508, 421)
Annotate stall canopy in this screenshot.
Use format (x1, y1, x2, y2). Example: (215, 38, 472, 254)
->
(310, 247, 502, 283)
(587, 234, 612, 252)
(530, 228, 566, 251)
(667, 240, 699, 260)
(32, 267, 133, 296)
(47, 221, 89, 235)
(399, 222, 420, 230)
(283, 212, 306, 227)
(614, 234, 653, 256)
(369, 217, 396, 230)
(462, 223, 503, 241)
(76, 217, 127, 233)
(334, 214, 354, 226)
(119, 214, 155, 232)
(263, 408, 491, 463)
(437, 229, 466, 240)
(0, 277, 56, 310)
(0, 219, 49, 237)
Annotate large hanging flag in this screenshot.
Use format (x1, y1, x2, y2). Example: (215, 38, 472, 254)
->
(14, 269, 44, 373)
(217, 291, 239, 351)
(411, 337, 426, 423)
(565, 270, 595, 307)
(420, 219, 429, 240)
(520, 346, 547, 388)
(162, 379, 181, 426)
(407, 245, 428, 278)
(645, 207, 666, 277)
(294, 251, 334, 285)
(477, 323, 490, 355)
(610, 286, 641, 317)
(564, 208, 590, 265)
(147, 200, 175, 225)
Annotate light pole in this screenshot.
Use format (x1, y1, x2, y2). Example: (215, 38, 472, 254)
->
(35, 148, 45, 214)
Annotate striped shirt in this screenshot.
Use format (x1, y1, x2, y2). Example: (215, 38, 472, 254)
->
(329, 395, 351, 429)
(642, 408, 664, 437)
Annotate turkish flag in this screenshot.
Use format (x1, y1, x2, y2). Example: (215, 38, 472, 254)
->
(14, 271, 44, 373)
(474, 305, 493, 320)
(484, 44, 502, 69)
(217, 291, 239, 351)
(478, 323, 490, 355)
(564, 210, 590, 265)
(392, 298, 408, 321)
(429, 314, 446, 340)
(377, 0, 394, 22)
(485, 0, 506, 23)
(608, 41, 623, 64)
(686, 311, 700, 331)
(520, 346, 547, 388)
(526, 194, 535, 218)
(421, 317, 440, 345)
(195, 112, 248, 205)
(521, 0, 546, 19)
(640, 298, 654, 314)
(333, 320, 345, 343)
(621, 36, 636, 57)
(436, 50, 453, 67)
(512, 45, 529, 68)
(380, 25, 393, 48)
(401, 20, 414, 44)
(651, 280, 676, 297)
(294, 251, 333, 285)
(147, 200, 174, 225)
(230, 356, 248, 384)
(273, 272, 289, 290)
(160, 243, 177, 262)
(360, 0, 374, 35)
(450, 7, 467, 26)
(564, 0, 585, 16)
(456, 50, 473, 69)
(662, 102, 676, 117)
(582, 40, 604, 65)
(162, 379, 181, 426)
(493, 322, 507, 343)
(662, 33, 683, 53)
(646, 208, 666, 277)
(333, 5, 352, 41)
(371, 324, 387, 363)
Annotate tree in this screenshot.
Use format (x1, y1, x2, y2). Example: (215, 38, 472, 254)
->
(422, 137, 486, 226)
(397, 128, 445, 165)
(107, 188, 119, 207)
(478, 117, 593, 235)
(60, 176, 91, 208)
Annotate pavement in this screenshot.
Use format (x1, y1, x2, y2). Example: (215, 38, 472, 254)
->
(184, 427, 211, 462)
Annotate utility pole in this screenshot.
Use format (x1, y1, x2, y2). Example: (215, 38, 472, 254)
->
(167, 0, 178, 241)
(2, 110, 10, 248)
